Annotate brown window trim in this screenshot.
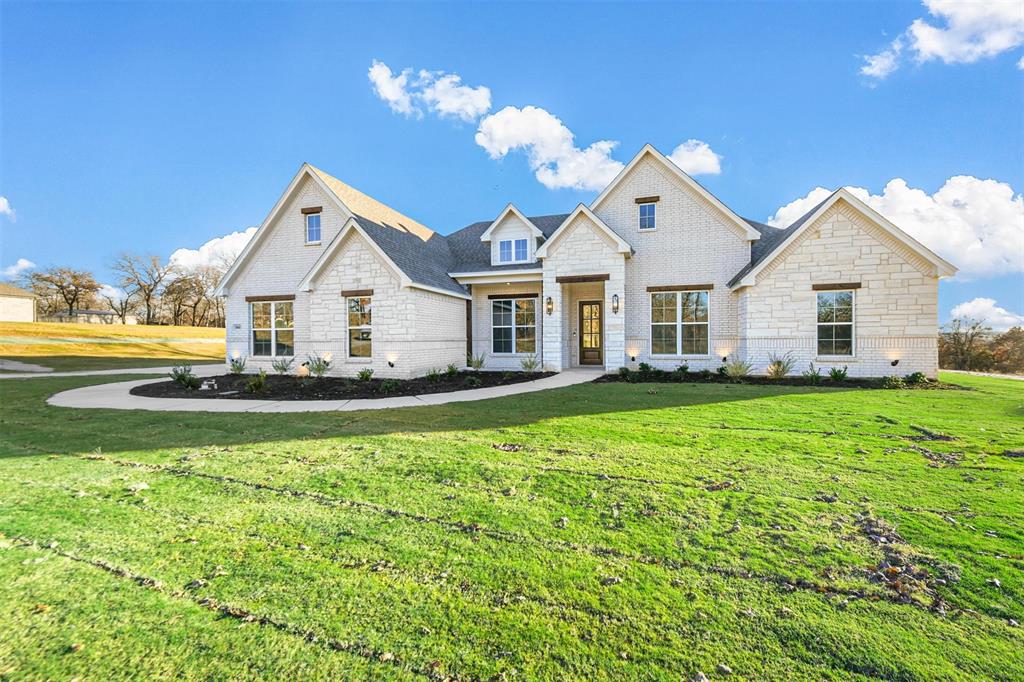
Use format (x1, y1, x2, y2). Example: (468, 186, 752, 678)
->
(812, 282, 862, 291)
(487, 292, 539, 300)
(245, 294, 295, 302)
(341, 289, 374, 298)
(300, 206, 322, 215)
(634, 196, 660, 204)
(555, 274, 610, 284)
(646, 284, 714, 292)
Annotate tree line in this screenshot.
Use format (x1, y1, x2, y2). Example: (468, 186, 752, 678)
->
(22, 253, 229, 327)
(939, 318, 1024, 374)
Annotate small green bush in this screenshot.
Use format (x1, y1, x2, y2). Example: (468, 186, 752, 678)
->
(271, 357, 294, 375)
(246, 369, 267, 394)
(802, 363, 823, 385)
(618, 367, 631, 379)
(306, 354, 331, 379)
(675, 364, 689, 375)
(445, 363, 459, 377)
(725, 358, 754, 379)
(467, 353, 485, 370)
(425, 368, 442, 382)
(169, 364, 201, 391)
(766, 352, 796, 379)
(905, 371, 927, 385)
(464, 374, 482, 387)
(637, 362, 654, 376)
(828, 365, 848, 381)
(228, 356, 246, 375)
(882, 375, 906, 389)
(716, 365, 728, 376)
(378, 379, 400, 394)
(357, 367, 374, 382)
(520, 354, 541, 373)
(698, 369, 713, 381)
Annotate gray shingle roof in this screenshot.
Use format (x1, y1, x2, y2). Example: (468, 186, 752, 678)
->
(444, 213, 569, 273)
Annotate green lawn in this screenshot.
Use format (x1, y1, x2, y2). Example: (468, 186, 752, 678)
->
(0, 356, 222, 373)
(0, 372, 1021, 680)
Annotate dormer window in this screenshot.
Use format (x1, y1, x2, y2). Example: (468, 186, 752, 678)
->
(305, 212, 322, 244)
(639, 202, 656, 231)
(499, 238, 530, 263)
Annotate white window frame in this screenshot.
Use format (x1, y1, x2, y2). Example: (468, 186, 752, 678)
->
(491, 297, 537, 355)
(250, 300, 295, 357)
(816, 290, 856, 358)
(638, 202, 657, 231)
(346, 296, 372, 359)
(649, 290, 711, 357)
(498, 239, 513, 263)
(498, 238, 531, 264)
(305, 213, 322, 244)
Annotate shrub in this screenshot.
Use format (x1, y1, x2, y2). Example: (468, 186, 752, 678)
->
(245, 369, 267, 394)
(618, 367, 631, 379)
(802, 363, 823, 385)
(698, 369, 713, 381)
(501, 371, 515, 381)
(378, 379, 400, 394)
(905, 371, 927, 385)
(306, 354, 331, 379)
(467, 353, 485, 371)
(425, 368, 442, 382)
(357, 367, 374, 382)
(724, 358, 754, 379)
(716, 365, 728, 376)
(828, 365, 848, 382)
(464, 374, 482, 387)
(675, 364, 689, 375)
(637, 362, 654, 375)
(882, 375, 906, 389)
(228, 356, 246, 375)
(766, 352, 796, 379)
(445, 363, 459, 377)
(520, 354, 541, 373)
(271, 357, 294, 375)
(169, 364, 201, 391)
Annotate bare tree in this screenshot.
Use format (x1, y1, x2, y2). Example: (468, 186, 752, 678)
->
(112, 253, 176, 324)
(162, 274, 204, 326)
(27, 267, 100, 315)
(939, 318, 991, 370)
(101, 287, 139, 324)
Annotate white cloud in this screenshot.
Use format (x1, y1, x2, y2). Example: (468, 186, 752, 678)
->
(862, 0, 1024, 79)
(1, 258, 35, 280)
(368, 60, 419, 117)
(474, 105, 625, 191)
(767, 176, 1024, 279)
(169, 226, 256, 272)
(98, 283, 126, 302)
(0, 196, 14, 221)
(419, 72, 491, 122)
(668, 139, 723, 176)
(1018, 55, 1024, 69)
(950, 297, 1024, 330)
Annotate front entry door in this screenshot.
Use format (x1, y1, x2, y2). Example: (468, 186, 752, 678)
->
(579, 300, 603, 366)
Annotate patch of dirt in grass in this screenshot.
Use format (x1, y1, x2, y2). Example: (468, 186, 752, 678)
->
(885, 445, 964, 468)
(906, 425, 956, 442)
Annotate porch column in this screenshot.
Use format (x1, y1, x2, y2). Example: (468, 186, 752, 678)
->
(604, 262, 626, 372)
(541, 272, 563, 372)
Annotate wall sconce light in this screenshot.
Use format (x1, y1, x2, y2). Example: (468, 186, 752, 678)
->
(387, 353, 397, 368)
(611, 293, 620, 314)
(891, 359, 900, 367)
(630, 355, 636, 362)
(721, 356, 728, 363)
(545, 296, 554, 315)
(388, 361, 395, 368)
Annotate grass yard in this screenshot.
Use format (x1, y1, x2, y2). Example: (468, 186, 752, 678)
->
(0, 372, 1021, 680)
(0, 322, 224, 372)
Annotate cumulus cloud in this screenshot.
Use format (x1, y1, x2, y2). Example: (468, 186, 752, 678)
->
(0, 257, 35, 280)
(951, 297, 1024, 330)
(98, 283, 126, 302)
(169, 226, 256, 272)
(474, 106, 625, 191)
(766, 176, 1024, 279)
(668, 139, 723, 176)
(1018, 55, 1024, 69)
(862, 0, 1024, 79)
(368, 60, 490, 122)
(0, 196, 14, 220)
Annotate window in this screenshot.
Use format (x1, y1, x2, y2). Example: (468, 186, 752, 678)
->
(817, 291, 854, 356)
(514, 238, 528, 261)
(499, 238, 530, 263)
(492, 298, 536, 354)
(639, 202, 656, 230)
(305, 213, 321, 243)
(251, 300, 294, 357)
(650, 291, 709, 355)
(499, 240, 512, 263)
(347, 296, 372, 358)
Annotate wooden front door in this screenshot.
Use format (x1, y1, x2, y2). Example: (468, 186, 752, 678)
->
(579, 300, 603, 366)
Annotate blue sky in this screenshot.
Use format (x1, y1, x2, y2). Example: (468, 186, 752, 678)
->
(2, 1, 1021, 326)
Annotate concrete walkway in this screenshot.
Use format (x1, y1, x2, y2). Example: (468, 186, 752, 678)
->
(0, 359, 54, 373)
(0, 364, 223, 380)
(45, 369, 601, 413)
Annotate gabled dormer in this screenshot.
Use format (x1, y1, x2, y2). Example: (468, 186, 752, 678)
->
(480, 203, 545, 266)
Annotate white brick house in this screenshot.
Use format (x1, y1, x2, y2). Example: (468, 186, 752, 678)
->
(216, 145, 956, 379)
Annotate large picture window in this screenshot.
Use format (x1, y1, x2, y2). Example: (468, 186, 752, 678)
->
(817, 291, 854, 356)
(492, 298, 536, 354)
(650, 291, 709, 355)
(251, 300, 294, 357)
(347, 297, 372, 358)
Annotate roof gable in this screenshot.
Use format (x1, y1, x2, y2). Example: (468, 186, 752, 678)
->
(535, 204, 632, 259)
(590, 144, 761, 242)
(479, 204, 544, 242)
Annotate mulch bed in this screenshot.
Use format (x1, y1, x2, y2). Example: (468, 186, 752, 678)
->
(131, 371, 555, 401)
(594, 371, 964, 390)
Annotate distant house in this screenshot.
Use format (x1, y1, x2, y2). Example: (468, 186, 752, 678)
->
(0, 283, 37, 322)
(49, 309, 138, 325)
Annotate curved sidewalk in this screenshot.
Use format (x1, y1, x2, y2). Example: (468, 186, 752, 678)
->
(0, 363, 223, 380)
(45, 369, 600, 413)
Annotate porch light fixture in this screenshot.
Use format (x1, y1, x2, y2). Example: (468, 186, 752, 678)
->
(387, 353, 397, 368)
(721, 356, 728, 363)
(612, 294, 620, 314)
(891, 359, 899, 367)
(545, 296, 554, 315)
(388, 361, 395, 368)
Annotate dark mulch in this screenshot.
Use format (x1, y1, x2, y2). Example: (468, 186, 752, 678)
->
(595, 370, 964, 390)
(131, 371, 556, 401)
